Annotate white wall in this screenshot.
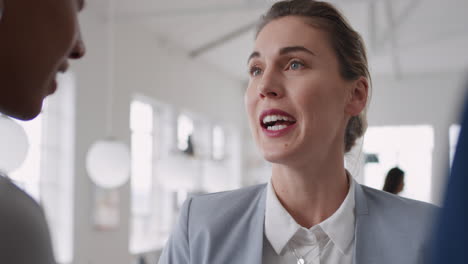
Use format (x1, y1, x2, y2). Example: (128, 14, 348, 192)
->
(70, 6, 246, 264)
(114, 22, 245, 125)
(368, 73, 466, 127)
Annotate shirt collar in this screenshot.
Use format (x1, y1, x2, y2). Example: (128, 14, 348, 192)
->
(264, 173, 356, 255)
(265, 178, 299, 254)
(319, 175, 356, 254)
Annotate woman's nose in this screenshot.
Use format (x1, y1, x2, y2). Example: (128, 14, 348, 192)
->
(258, 71, 284, 99)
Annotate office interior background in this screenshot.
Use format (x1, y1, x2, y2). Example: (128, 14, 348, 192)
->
(1, 0, 468, 263)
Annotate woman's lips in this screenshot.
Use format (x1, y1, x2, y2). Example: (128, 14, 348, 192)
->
(261, 122, 297, 137)
(259, 109, 297, 137)
(47, 62, 68, 96)
(48, 79, 58, 95)
(259, 109, 296, 123)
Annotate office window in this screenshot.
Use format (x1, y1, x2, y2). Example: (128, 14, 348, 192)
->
(130, 100, 239, 252)
(363, 125, 434, 203)
(130, 100, 153, 215)
(130, 100, 155, 253)
(130, 98, 177, 253)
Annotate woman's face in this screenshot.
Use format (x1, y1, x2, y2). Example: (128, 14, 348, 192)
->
(245, 16, 363, 165)
(0, 0, 86, 120)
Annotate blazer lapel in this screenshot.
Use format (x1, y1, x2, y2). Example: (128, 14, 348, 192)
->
(241, 185, 267, 264)
(353, 183, 371, 264)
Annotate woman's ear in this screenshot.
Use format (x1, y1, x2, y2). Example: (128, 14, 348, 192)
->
(345, 76, 368, 116)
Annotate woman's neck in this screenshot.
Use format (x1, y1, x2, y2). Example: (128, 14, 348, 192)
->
(271, 153, 349, 229)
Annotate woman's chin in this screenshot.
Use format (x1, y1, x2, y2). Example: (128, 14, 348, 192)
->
(262, 148, 295, 165)
(12, 105, 42, 121)
(0, 97, 43, 121)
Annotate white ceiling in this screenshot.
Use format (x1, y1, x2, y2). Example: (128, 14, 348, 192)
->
(95, 0, 468, 81)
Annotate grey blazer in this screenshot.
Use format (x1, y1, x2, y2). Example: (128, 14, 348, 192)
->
(158, 182, 437, 264)
(0, 175, 55, 264)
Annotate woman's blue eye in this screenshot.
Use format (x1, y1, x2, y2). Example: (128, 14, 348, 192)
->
(250, 67, 262, 76)
(290, 61, 303, 70)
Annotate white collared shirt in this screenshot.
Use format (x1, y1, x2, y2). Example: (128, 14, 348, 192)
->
(263, 176, 356, 264)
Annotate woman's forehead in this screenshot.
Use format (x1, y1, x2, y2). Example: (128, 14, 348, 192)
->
(252, 17, 329, 59)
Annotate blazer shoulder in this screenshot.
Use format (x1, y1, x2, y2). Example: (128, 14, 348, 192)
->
(355, 185, 438, 263)
(187, 184, 267, 230)
(0, 177, 55, 263)
(0, 177, 45, 220)
(191, 183, 267, 211)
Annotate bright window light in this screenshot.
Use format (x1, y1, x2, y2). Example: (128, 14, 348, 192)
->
(363, 125, 434, 203)
(449, 124, 461, 167)
(130, 101, 153, 133)
(130, 100, 155, 253)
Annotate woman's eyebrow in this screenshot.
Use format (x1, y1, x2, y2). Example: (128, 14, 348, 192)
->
(279, 46, 316, 56)
(247, 46, 315, 65)
(247, 51, 260, 65)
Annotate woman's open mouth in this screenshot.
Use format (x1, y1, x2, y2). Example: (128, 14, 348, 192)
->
(259, 109, 297, 137)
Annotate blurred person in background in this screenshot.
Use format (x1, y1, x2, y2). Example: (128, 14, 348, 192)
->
(382, 167, 405, 195)
(158, 1, 437, 264)
(0, 0, 86, 262)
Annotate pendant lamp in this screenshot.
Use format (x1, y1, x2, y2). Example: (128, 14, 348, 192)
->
(86, 0, 130, 189)
(0, 115, 29, 174)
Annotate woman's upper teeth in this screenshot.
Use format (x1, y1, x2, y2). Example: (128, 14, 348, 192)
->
(263, 115, 294, 124)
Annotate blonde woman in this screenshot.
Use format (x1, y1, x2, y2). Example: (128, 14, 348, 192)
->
(159, 1, 436, 263)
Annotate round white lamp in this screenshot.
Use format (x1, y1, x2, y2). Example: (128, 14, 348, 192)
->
(86, 139, 130, 189)
(86, 0, 131, 189)
(0, 115, 29, 174)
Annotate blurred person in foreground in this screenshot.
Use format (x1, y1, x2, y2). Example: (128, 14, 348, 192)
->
(0, 0, 86, 263)
(431, 87, 468, 264)
(382, 167, 405, 195)
(158, 1, 437, 263)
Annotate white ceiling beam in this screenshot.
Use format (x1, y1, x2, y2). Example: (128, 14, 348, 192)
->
(377, 0, 422, 49)
(114, 0, 374, 22)
(115, 4, 268, 22)
(189, 21, 257, 58)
